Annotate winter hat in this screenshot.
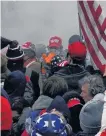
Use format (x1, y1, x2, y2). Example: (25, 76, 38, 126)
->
(48, 36, 62, 49)
(6, 40, 24, 60)
(31, 112, 69, 136)
(80, 99, 104, 134)
(68, 35, 82, 45)
(51, 55, 63, 69)
(57, 60, 69, 67)
(63, 91, 84, 133)
(1, 96, 12, 130)
(68, 42, 87, 60)
(22, 42, 36, 59)
(63, 91, 85, 108)
(4, 70, 26, 97)
(47, 96, 71, 122)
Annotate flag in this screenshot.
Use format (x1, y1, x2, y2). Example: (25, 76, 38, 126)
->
(78, 1, 106, 74)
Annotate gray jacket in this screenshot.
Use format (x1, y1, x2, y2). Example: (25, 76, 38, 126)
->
(32, 95, 53, 110)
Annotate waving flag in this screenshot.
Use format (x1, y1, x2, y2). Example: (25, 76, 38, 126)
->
(78, 1, 106, 74)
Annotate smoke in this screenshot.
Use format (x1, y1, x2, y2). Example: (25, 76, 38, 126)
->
(1, 1, 79, 48)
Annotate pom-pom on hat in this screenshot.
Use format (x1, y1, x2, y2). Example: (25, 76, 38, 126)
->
(6, 40, 24, 60)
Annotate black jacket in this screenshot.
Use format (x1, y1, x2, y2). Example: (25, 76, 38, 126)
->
(54, 64, 90, 93)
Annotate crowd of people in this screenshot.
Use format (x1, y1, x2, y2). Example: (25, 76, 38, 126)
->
(1, 35, 106, 136)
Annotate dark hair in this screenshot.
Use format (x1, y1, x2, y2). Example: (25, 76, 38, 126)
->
(7, 58, 24, 72)
(43, 76, 68, 98)
(72, 58, 85, 67)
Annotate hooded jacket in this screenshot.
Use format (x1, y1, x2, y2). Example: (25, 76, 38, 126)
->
(3, 70, 34, 106)
(32, 95, 53, 111)
(54, 64, 89, 93)
(21, 95, 53, 136)
(4, 70, 26, 100)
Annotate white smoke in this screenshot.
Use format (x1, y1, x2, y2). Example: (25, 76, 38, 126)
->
(1, 1, 79, 48)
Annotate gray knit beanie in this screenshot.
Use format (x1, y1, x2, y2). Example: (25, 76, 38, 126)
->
(80, 96, 104, 134)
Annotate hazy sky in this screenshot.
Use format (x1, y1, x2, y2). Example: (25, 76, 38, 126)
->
(1, 1, 106, 48)
(1, 1, 79, 48)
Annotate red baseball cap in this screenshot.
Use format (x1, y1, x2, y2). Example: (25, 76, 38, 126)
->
(48, 36, 62, 48)
(22, 42, 32, 49)
(68, 41, 87, 59)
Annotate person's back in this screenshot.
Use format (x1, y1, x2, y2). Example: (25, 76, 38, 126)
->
(22, 42, 41, 74)
(22, 42, 41, 96)
(54, 64, 89, 93)
(54, 40, 89, 93)
(22, 96, 72, 136)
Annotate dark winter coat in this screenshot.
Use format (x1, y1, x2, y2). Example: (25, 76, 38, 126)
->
(1, 37, 12, 49)
(3, 70, 34, 106)
(54, 64, 90, 93)
(11, 107, 32, 136)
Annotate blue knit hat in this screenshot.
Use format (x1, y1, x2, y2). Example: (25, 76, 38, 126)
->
(31, 112, 68, 136)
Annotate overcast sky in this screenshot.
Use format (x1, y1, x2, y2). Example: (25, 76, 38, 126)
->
(1, 1, 106, 48)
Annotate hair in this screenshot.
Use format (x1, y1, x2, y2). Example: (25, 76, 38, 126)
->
(79, 75, 105, 97)
(42, 76, 68, 98)
(72, 57, 86, 67)
(7, 58, 24, 72)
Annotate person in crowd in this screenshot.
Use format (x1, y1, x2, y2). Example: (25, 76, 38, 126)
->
(68, 35, 83, 45)
(1, 96, 12, 136)
(79, 75, 105, 103)
(50, 55, 69, 75)
(78, 93, 104, 136)
(68, 34, 92, 69)
(3, 70, 34, 135)
(96, 91, 106, 136)
(54, 41, 89, 94)
(32, 75, 68, 111)
(3, 70, 34, 106)
(21, 77, 68, 136)
(63, 91, 85, 134)
(41, 75, 68, 98)
(23, 96, 72, 136)
(6, 41, 40, 98)
(21, 41, 41, 74)
(22, 41, 41, 96)
(47, 36, 63, 56)
(6, 40, 24, 72)
(40, 36, 63, 85)
(67, 41, 87, 67)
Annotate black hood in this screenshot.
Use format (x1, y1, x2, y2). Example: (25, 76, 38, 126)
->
(54, 64, 90, 93)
